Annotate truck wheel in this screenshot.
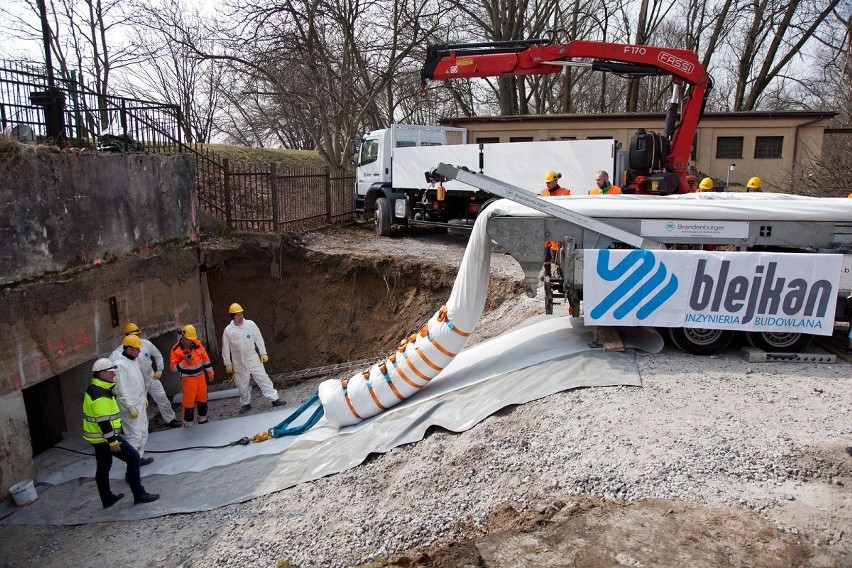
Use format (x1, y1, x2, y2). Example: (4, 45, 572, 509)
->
(668, 327, 735, 355)
(374, 197, 392, 236)
(745, 331, 812, 353)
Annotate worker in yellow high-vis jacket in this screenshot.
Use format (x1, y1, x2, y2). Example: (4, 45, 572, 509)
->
(83, 358, 160, 508)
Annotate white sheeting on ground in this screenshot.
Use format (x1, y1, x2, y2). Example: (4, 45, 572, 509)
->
(4, 317, 660, 525)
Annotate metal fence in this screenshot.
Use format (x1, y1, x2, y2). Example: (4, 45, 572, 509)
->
(1, 60, 356, 233)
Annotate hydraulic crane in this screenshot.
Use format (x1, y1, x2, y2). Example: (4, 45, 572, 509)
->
(421, 38, 714, 195)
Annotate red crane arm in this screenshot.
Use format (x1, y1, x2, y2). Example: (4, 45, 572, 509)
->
(421, 39, 713, 194)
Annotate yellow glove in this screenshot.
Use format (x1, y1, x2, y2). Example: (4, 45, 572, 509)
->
(153, 371, 162, 380)
(129, 408, 139, 420)
(225, 365, 233, 374)
(260, 354, 269, 363)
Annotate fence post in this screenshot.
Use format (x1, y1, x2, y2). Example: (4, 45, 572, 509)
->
(325, 167, 332, 224)
(270, 163, 278, 232)
(224, 158, 232, 228)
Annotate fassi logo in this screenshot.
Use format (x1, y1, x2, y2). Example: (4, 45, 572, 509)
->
(590, 250, 678, 320)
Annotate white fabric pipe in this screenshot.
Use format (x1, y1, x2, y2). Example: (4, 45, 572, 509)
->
(319, 200, 497, 427)
(172, 387, 240, 405)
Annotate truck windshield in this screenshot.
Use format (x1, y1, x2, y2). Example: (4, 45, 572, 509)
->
(360, 139, 379, 166)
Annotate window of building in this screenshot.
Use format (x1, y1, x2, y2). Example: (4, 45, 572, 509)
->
(395, 141, 416, 148)
(476, 137, 500, 144)
(509, 136, 533, 142)
(421, 142, 444, 147)
(715, 136, 743, 159)
(587, 136, 613, 140)
(754, 136, 783, 159)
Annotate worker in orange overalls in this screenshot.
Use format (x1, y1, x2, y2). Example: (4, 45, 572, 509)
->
(169, 324, 214, 426)
(588, 170, 623, 195)
(539, 170, 571, 275)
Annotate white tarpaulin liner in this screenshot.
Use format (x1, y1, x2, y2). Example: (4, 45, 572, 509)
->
(4, 317, 658, 525)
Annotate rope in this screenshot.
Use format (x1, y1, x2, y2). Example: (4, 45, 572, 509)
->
(270, 391, 325, 437)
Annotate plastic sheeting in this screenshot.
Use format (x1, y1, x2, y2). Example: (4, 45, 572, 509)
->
(5, 317, 659, 525)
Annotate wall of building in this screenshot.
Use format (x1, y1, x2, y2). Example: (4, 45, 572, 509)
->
(0, 148, 202, 498)
(439, 112, 833, 192)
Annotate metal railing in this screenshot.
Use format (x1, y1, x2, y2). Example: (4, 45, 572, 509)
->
(1, 60, 357, 233)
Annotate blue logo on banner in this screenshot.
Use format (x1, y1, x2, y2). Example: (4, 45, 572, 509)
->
(590, 250, 678, 320)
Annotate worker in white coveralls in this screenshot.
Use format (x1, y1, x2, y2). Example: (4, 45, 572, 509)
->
(221, 303, 285, 414)
(113, 334, 154, 465)
(111, 322, 182, 428)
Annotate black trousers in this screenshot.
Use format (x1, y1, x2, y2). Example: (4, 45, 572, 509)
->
(92, 434, 145, 505)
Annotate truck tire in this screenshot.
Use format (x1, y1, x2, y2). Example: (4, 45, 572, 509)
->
(667, 327, 735, 355)
(744, 331, 812, 353)
(374, 197, 392, 236)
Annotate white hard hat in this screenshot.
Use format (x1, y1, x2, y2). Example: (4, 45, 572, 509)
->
(92, 358, 117, 373)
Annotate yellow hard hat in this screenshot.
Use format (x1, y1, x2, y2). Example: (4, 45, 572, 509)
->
(698, 177, 713, 190)
(122, 334, 142, 348)
(229, 303, 244, 314)
(182, 324, 198, 340)
(747, 176, 762, 189)
(544, 170, 561, 183)
(123, 322, 140, 335)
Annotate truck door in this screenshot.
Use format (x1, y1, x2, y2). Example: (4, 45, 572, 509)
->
(357, 137, 381, 197)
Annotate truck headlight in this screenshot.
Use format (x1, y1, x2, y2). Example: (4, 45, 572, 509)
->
(394, 199, 407, 218)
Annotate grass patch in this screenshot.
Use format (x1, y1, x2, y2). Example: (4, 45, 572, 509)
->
(200, 144, 326, 168)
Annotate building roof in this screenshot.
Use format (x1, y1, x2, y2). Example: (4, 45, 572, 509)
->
(440, 111, 838, 125)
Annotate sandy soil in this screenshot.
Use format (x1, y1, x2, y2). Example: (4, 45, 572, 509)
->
(1, 223, 850, 568)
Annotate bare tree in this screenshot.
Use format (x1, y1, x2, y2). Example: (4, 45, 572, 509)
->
(123, 1, 225, 143)
(727, 0, 843, 111)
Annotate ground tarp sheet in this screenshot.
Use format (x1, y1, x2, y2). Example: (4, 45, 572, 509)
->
(3, 316, 658, 525)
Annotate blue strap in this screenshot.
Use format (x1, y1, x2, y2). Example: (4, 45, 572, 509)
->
(271, 392, 325, 437)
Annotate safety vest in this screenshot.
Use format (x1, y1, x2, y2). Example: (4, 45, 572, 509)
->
(539, 185, 571, 196)
(170, 340, 214, 380)
(589, 184, 622, 195)
(82, 377, 122, 446)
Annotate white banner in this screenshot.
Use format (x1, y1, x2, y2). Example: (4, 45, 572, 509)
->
(582, 250, 842, 335)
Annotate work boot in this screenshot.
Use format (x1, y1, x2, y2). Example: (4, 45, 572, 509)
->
(197, 418, 209, 424)
(134, 492, 160, 504)
(167, 419, 182, 428)
(103, 492, 125, 509)
(139, 457, 154, 466)
(239, 404, 252, 414)
(271, 399, 285, 407)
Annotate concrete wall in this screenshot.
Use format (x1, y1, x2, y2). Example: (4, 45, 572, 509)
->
(0, 151, 196, 285)
(0, 148, 203, 498)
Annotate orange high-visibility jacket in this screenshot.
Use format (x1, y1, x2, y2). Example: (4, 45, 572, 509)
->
(170, 340, 214, 380)
(540, 186, 571, 250)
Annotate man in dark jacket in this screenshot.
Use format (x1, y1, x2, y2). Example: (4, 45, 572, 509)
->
(83, 358, 160, 508)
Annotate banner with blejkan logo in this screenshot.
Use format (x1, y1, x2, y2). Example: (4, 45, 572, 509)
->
(582, 250, 841, 335)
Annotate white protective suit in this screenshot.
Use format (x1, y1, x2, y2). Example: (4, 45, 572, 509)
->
(111, 338, 176, 423)
(222, 318, 280, 406)
(113, 353, 149, 456)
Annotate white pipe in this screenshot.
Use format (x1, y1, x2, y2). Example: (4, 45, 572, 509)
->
(172, 387, 240, 405)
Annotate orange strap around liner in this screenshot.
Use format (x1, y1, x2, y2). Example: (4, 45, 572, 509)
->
(367, 385, 386, 411)
(436, 306, 470, 337)
(416, 347, 443, 372)
(396, 366, 424, 389)
(406, 357, 431, 382)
